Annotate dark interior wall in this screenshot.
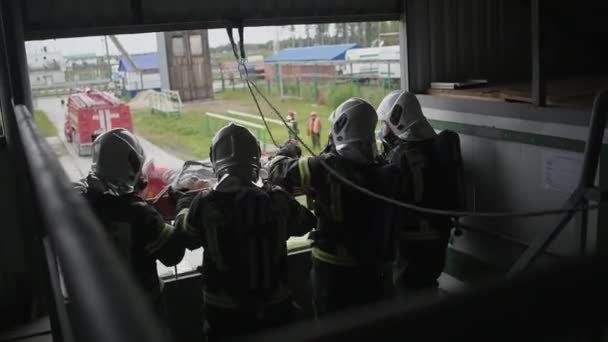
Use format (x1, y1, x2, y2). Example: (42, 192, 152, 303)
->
(542, 0, 608, 78)
(409, 0, 608, 92)
(407, 0, 531, 92)
(427, 0, 531, 83)
(22, 0, 402, 39)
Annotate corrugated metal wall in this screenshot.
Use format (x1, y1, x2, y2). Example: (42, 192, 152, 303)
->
(426, 0, 531, 83)
(23, 0, 402, 39)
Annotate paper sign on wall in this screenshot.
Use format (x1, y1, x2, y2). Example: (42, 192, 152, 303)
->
(542, 152, 583, 193)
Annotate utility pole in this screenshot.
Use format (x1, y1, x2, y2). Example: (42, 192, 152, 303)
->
(103, 36, 111, 80)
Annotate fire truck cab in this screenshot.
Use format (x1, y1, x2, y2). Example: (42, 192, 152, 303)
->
(64, 90, 133, 156)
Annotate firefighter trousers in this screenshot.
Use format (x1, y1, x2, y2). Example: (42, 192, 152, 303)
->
(203, 300, 295, 341)
(310, 257, 388, 318)
(393, 231, 450, 294)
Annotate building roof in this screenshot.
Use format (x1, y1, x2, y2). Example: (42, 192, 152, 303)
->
(118, 52, 159, 72)
(265, 44, 360, 63)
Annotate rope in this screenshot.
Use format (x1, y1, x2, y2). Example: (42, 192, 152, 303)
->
(226, 27, 602, 219)
(226, 28, 279, 148)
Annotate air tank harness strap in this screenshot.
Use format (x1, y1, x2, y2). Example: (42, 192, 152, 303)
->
(311, 246, 357, 267)
(204, 204, 229, 272)
(267, 155, 287, 169)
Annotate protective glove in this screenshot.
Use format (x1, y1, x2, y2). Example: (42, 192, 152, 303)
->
(277, 141, 302, 159)
(168, 187, 197, 212)
(176, 192, 197, 213)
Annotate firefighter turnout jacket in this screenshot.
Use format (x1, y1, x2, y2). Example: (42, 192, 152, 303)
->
(173, 178, 316, 311)
(384, 130, 465, 289)
(268, 153, 403, 270)
(76, 175, 186, 299)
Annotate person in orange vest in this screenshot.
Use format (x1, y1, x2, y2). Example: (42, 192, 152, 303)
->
(307, 111, 322, 150)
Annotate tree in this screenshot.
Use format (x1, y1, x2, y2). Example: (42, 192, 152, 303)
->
(304, 25, 312, 46)
(315, 24, 329, 45)
(288, 25, 296, 48)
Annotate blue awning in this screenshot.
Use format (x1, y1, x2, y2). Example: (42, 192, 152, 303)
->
(265, 44, 359, 63)
(118, 52, 159, 72)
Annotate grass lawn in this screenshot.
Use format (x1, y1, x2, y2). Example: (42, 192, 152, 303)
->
(33, 110, 58, 138)
(133, 89, 334, 160)
(132, 83, 397, 160)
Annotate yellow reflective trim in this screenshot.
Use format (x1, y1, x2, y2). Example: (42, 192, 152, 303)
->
(145, 223, 174, 254)
(175, 208, 199, 237)
(329, 181, 343, 221)
(312, 247, 357, 267)
(298, 157, 311, 188)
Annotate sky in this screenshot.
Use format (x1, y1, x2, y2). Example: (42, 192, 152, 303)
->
(25, 26, 310, 57)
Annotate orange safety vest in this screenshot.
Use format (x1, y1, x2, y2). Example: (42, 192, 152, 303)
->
(308, 117, 321, 135)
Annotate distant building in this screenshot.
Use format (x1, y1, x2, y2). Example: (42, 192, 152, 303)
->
(264, 43, 359, 82)
(28, 47, 65, 87)
(118, 52, 161, 97)
(65, 53, 116, 82)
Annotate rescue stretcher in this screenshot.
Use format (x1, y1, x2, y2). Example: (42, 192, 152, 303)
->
(146, 153, 310, 221)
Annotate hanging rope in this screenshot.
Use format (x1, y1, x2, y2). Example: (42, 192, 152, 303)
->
(225, 27, 602, 219)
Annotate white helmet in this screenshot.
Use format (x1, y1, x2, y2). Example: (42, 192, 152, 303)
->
(328, 110, 338, 126)
(330, 97, 378, 163)
(377, 90, 436, 142)
(91, 128, 146, 196)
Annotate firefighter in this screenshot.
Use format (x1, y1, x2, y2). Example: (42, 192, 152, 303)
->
(74, 128, 186, 311)
(172, 123, 316, 341)
(268, 98, 401, 317)
(377, 90, 464, 294)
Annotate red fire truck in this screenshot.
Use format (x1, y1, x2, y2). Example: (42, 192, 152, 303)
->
(64, 90, 134, 156)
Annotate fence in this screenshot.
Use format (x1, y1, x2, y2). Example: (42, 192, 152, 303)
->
(204, 111, 284, 152)
(212, 59, 402, 105)
(31, 79, 118, 97)
(149, 89, 183, 115)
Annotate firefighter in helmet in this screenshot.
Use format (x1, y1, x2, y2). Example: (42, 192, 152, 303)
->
(75, 128, 186, 310)
(377, 90, 465, 294)
(172, 123, 315, 341)
(268, 98, 402, 316)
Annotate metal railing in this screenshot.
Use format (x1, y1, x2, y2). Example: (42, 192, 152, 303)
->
(13, 104, 171, 342)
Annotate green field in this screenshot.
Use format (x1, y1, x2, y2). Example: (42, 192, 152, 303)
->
(133, 89, 334, 160)
(33, 110, 58, 138)
(133, 84, 395, 160)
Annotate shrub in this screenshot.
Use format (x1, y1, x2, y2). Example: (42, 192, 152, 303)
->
(326, 83, 361, 109)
